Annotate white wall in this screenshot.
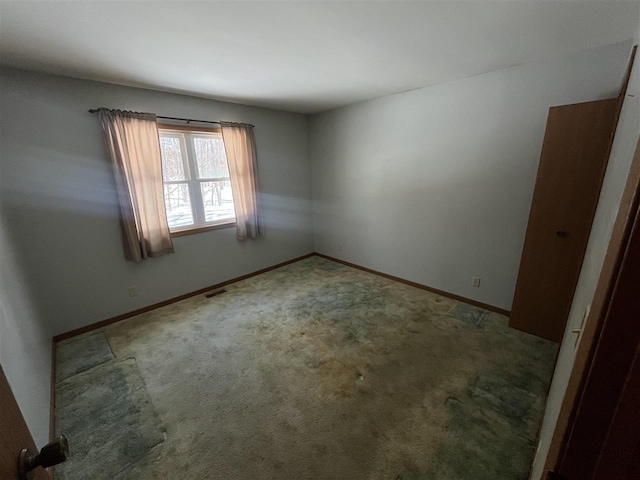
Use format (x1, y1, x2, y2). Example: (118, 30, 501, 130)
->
(530, 44, 640, 479)
(0, 69, 313, 339)
(0, 70, 312, 322)
(0, 176, 52, 447)
(310, 41, 632, 311)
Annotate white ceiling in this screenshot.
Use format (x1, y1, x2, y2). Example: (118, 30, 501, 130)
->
(0, 1, 638, 114)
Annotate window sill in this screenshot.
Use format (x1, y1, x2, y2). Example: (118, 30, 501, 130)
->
(170, 221, 236, 238)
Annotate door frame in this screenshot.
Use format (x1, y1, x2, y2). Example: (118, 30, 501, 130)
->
(544, 135, 640, 477)
(0, 364, 51, 479)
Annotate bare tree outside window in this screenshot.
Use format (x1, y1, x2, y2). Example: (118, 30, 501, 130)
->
(159, 128, 236, 231)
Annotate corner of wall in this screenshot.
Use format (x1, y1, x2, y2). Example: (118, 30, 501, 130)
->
(307, 113, 319, 253)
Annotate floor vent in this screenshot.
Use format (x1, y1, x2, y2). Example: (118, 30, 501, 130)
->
(204, 288, 227, 299)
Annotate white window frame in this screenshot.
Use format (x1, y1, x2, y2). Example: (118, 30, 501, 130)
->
(158, 124, 236, 236)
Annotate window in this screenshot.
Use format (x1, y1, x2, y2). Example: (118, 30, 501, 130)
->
(158, 125, 236, 235)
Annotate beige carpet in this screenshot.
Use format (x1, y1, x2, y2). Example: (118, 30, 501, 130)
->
(55, 256, 557, 479)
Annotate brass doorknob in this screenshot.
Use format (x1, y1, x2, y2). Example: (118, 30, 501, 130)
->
(19, 435, 69, 480)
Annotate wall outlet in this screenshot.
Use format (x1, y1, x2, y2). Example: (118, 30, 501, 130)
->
(128, 286, 137, 297)
(472, 277, 481, 288)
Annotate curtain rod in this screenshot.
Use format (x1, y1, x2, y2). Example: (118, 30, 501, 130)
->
(88, 109, 254, 127)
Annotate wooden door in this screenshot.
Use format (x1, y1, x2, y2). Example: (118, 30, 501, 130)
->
(0, 365, 50, 480)
(509, 98, 618, 342)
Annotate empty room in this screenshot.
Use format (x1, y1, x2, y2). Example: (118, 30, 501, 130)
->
(1, 2, 640, 479)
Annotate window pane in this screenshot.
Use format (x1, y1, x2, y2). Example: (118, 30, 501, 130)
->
(193, 136, 229, 179)
(160, 136, 186, 181)
(163, 183, 194, 228)
(200, 180, 235, 223)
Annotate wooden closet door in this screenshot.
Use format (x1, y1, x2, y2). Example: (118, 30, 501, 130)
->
(509, 98, 617, 343)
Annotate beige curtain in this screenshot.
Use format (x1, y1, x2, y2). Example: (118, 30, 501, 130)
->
(98, 109, 174, 262)
(221, 122, 263, 240)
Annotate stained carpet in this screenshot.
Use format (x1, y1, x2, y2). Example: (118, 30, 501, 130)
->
(55, 256, 557, 479)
